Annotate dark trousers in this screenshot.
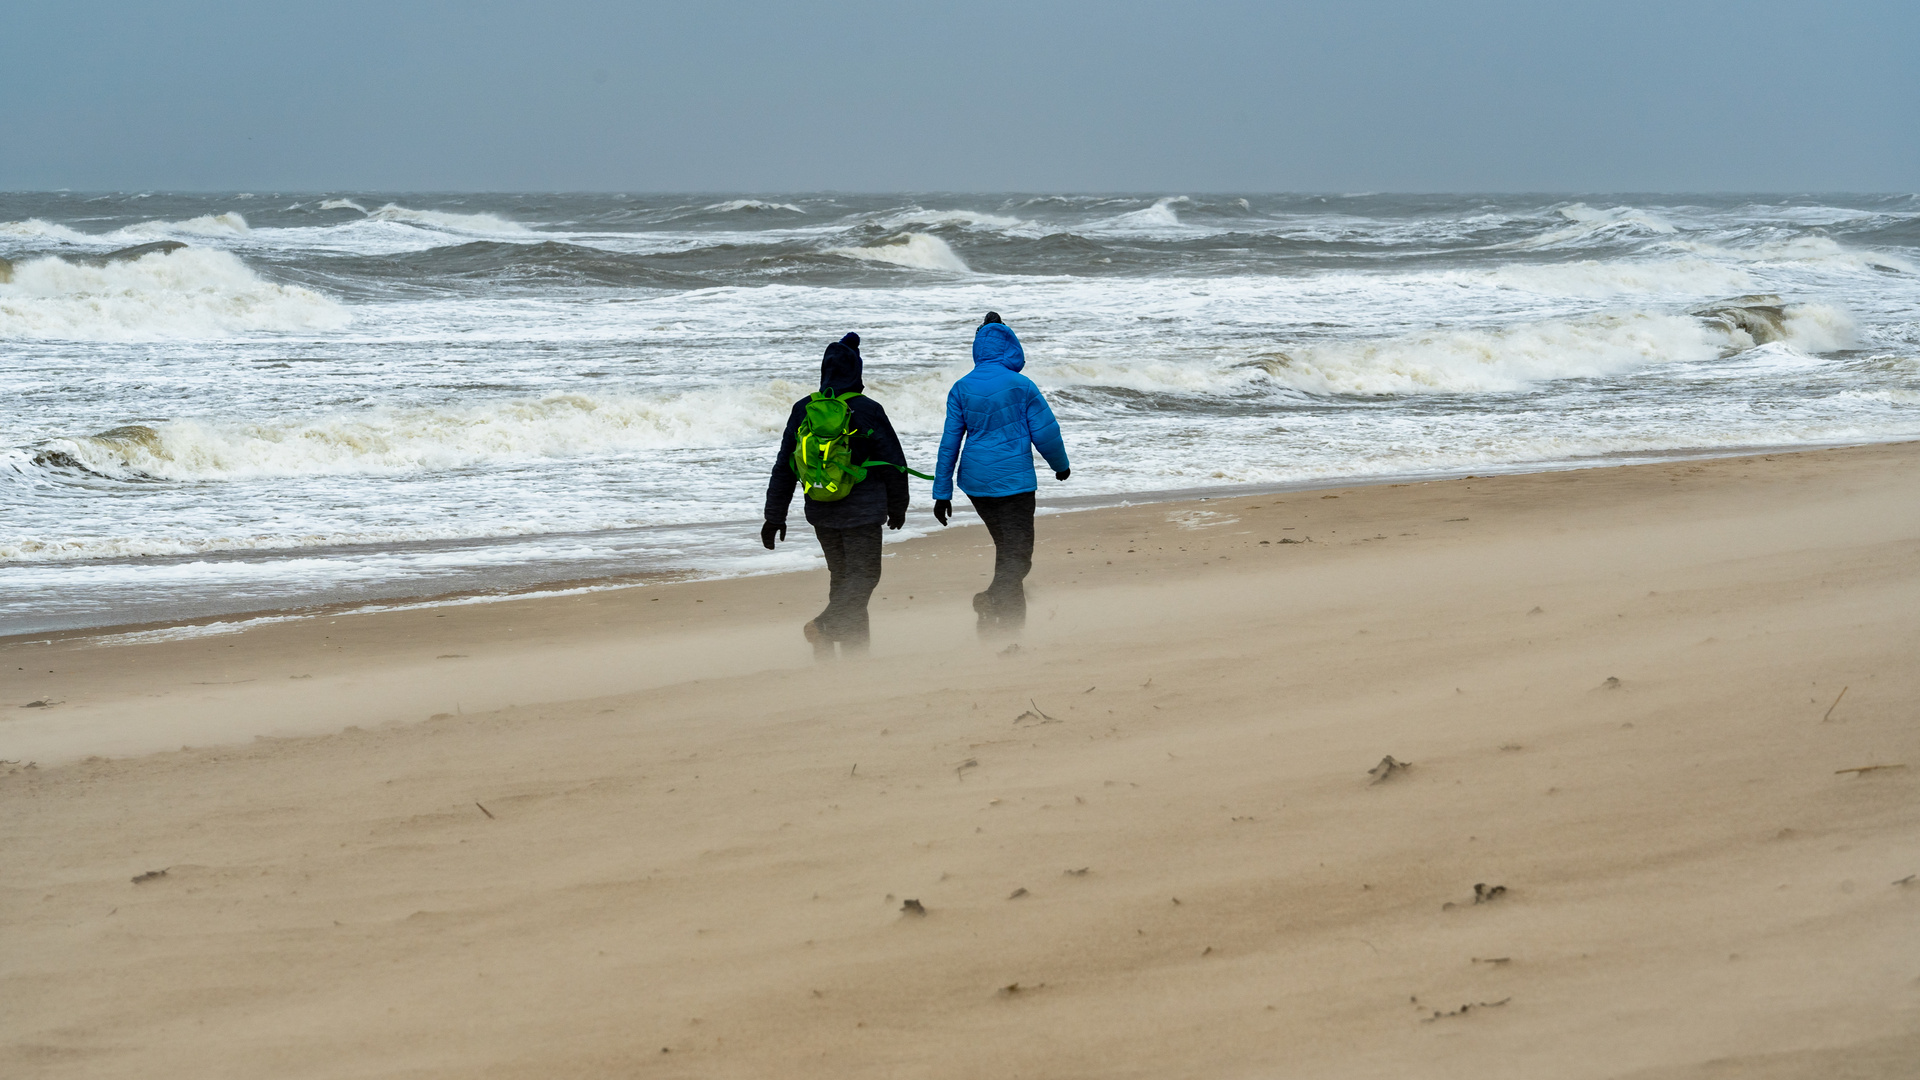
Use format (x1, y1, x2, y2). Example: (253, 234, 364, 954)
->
(968, 491, 1035, 628)
(813, 522, 883, 646)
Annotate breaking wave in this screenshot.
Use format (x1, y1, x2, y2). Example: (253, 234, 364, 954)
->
(1513, 203, 1680, 248)
(829, 233, 970, 272)
(0, 247, 349, 340)
(119, 212, 252, 238)
(1252, 304, 1853, 397)
(25, 386, 826, 483)
(1, 218, 91, 243)
(1477, 258, 1756, 297)
(1107, 196, 1191, 229)
(1668, 235, 1918, 274)
(366, 203, 533, 234)
(876, 207, 1025, 230)
(313, 200, 533, 235)
(705, 199, 805, 214)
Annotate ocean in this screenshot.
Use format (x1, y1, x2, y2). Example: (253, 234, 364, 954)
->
(3, 192, 1917, 636)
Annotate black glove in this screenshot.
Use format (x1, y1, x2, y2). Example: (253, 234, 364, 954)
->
(760, 520, 786, 549)
(887, 509, 905, 530)
(933, 499, 952, 526)
(1055, 469, 1071, 481)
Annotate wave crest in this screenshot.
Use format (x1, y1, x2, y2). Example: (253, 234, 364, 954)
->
(363, 203, 532, 234)
(1108, 196, 1191, 229)
(25, 385, 830, 482)
(1254, 304, 1852, 396)
(0, 247, 349, 340)
(1, 218, 91, 243)
(1512, 203, 1680, 248)
(704, 199, 805, 214)
(119, 212, 252, 238)
(829, 233, 970, 272)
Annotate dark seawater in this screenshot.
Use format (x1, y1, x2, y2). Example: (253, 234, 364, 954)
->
(4, 192, 1917, 635)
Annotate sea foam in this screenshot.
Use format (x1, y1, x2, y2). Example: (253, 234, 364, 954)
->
(0, 247, 349, 340)
(705, 200, 805, 214)
(1, 218, 91, 243)
(119, 212, 252, 238)
(829, 233, 970, 272)
(363, 203, 532, 234)
(28, 385, 827, 483)
(1254, 305, 1853, 397)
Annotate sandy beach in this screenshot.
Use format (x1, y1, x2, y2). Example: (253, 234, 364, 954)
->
(4, 443, 1919, 1078)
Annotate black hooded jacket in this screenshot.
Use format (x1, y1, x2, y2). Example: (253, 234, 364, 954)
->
(765, 340, 910, 529)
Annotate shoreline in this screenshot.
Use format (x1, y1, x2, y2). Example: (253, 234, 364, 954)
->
(3, 438, 1883, 645)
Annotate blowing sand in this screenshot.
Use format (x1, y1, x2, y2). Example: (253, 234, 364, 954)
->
(4, 444, 1919, 1078)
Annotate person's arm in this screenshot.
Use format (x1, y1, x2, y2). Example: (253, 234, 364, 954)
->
(1024, 380, 1070, 475)
(763, 402, 804, 539)
(867, 403, 911, 528)
(931, 387, 965, 501)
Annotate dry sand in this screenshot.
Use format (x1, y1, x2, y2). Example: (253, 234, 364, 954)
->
(4, 444, 1919, 1078)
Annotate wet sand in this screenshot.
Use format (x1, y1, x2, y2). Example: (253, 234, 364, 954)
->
(4, 443, 1919, 1078)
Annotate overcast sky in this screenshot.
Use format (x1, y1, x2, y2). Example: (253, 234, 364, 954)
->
(3, 0, 1914, 192)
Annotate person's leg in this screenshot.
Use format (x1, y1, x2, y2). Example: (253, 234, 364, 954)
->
(832, 523, 883, 652)
(966, 495, 1009, 630)
(809, 524, 846, 657)
(967, 492, 1036, 630)
(987, 491, 1035, 625)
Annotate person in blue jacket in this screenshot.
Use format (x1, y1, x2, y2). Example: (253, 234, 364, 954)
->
(931, 312, 1070, 633)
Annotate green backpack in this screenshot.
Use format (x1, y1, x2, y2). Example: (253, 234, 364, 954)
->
(792, 390, 931, 502)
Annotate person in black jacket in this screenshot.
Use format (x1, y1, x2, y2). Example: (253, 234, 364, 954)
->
(763, 333, 909, 657)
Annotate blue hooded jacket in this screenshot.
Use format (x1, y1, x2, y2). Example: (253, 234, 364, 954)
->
(932, 322, 1069, 500)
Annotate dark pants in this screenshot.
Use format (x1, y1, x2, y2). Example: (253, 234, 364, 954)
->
(968, 491, 1035, 629)
(812, 522, 883, 648)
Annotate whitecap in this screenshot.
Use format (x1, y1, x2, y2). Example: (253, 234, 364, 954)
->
(363, 203, 533, 234)
(704, 199, 805, 214)
(1510, 203, 1680, 248)
(1109, 196, 1191, 229)
(1252, 305, 1852, 397)
(828, 233, 970, 272)
(119, 212, 252, 238)
(876, 207, 1025, 230)
(0, 218, 92, 243)
(1668, 235, 1917, 274)
(1479, 258, 1755, 297)
(0, 247, 349, 340)
(20, 383, 834, 486)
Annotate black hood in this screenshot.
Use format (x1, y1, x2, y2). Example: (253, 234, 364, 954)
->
(820, 340, 863, 393)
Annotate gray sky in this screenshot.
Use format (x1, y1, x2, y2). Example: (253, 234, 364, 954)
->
(3, 0, 1914, 192)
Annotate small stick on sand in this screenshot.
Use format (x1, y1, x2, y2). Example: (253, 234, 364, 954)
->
(1834, 764, 1905, 775)
(475, 802, 495, 819)
(1823, 686, 1849, 722)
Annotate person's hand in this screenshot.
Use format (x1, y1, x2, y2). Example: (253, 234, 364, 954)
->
(887, 509, 905, 531)
(760, 520, 786, 549)
(1055, 469, 1071, 481)
(933, 499, 952, 526)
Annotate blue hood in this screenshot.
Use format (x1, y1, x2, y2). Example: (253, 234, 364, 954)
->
(972, 322, 1026, 372)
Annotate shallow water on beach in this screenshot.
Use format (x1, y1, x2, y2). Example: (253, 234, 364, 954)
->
(4, 192, 1918, 633)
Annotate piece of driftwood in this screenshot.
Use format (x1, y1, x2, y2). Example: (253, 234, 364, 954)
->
(1368, 756, 1411, 784)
